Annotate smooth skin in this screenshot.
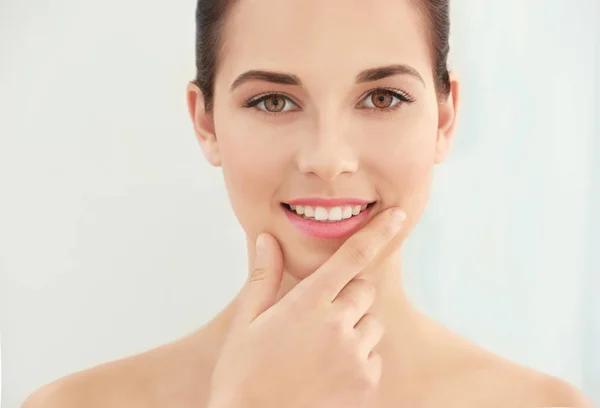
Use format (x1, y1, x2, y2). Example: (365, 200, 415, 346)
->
(22, 214, 592, 408)
(23, 0, 593, 407)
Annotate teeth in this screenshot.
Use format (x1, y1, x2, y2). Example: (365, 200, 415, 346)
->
(328, 207, 343, 221)
(314, 207, 329, 221)
(288, 203, 371, 222)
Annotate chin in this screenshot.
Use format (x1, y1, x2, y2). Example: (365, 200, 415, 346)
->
(278, 237, 343, 281)
(283, 259, 322, 281)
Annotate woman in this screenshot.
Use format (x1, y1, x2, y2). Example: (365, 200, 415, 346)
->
(23, 0, 592, 407)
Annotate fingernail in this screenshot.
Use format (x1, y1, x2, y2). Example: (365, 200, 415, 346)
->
(390, 209, 407, 231)
(255, 234, 267, 265)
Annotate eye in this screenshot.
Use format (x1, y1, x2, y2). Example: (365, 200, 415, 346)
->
(243, 93, 299, 113)
(357, 88, 413, 110)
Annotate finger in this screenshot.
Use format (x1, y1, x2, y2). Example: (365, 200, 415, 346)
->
(232, 233, 284, 330)
(354, 313, 384, 358)
(297, 208, 406, 302)
(333, 278, 376, 325)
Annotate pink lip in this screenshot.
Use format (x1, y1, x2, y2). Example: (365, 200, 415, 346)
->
(282, 201, 374, 240)
(285, 197, 373, 207)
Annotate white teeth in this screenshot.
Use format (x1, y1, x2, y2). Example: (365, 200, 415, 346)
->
(342, 206, 353, 219)
(328, 207, 343, 221)
(314, 207, 329, 221)
(286, 203, 372, 222)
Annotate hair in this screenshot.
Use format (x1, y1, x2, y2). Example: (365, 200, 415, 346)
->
(194, 0, 451, 112)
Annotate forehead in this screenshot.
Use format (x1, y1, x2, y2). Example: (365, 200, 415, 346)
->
(218, 0, 434, 88)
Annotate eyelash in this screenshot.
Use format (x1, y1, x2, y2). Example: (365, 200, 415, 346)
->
(240, 88, 415, 116)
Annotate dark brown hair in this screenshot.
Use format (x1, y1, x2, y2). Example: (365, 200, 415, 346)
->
(194, 0, 451, 112)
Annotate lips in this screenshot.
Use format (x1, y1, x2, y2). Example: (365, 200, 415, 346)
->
(281, 198, 376, 239)
(281, 202, 374, 222)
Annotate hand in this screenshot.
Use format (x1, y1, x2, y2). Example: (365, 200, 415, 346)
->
(208, 208, 406, 408)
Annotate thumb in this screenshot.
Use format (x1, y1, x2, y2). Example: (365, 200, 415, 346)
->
(234, 233, 284, 327)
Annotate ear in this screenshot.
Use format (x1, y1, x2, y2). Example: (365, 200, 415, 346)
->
(186, 82, 221, 167)
(434, 71, 460, 164)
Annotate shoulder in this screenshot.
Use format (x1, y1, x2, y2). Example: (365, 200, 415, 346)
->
(21, 353, 154, 408)
(520, 373, 594, 408)
(474, 354, 593, 408)
(21, 334, 213, 408)
(431, 334, 593, 408)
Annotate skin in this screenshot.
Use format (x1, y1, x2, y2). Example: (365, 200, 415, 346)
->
(22, 0, 593, 407)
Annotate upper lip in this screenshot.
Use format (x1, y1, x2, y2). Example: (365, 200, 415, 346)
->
(283, 197, 375, 207)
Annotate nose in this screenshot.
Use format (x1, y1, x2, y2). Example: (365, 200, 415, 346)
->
(296, 123, 359, 182)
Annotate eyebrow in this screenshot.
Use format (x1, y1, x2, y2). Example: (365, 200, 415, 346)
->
(230, 64, 425, 91)
(356, 64, 424, 86)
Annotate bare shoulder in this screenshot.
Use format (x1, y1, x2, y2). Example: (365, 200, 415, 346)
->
(22, 351, 161, 408)
(20, 358, 134, 408)
(422, 325, 593, 408)
(21, 333, 213, 408)
(464, 350, 593, 408)
(519, 372, 594, 408)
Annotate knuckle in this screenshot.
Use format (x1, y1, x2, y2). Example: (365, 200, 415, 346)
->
(248, 267, 268, 283)
(347, 244, 372, 266)
(377, 220, 394, 238)
(342, 297, 361, 319)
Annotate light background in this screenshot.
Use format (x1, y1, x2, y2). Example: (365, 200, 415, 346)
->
(0, 0, 598, 407)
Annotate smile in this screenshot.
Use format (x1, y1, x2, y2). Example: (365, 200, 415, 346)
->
(281, 203, 374, 222)
(281, 199, 376, 239)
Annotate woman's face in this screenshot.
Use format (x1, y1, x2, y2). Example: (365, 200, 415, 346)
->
(189, 0, 459, 280)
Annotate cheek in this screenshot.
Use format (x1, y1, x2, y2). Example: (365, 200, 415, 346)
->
(214, 114, 292, 235)
(363, 110, 438, 218)
(378, 149, 435, 227)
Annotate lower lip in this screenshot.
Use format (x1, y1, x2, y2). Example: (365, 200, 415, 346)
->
(283, 205, 373, 239)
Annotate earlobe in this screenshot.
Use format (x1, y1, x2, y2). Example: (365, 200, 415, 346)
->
(434, 71, 460, 164)
(186, 82, 221, 167)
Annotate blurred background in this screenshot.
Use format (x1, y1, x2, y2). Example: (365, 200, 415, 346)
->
(0, 0, 598, 406)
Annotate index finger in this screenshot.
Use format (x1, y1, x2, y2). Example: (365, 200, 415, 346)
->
(296, 207, 406, 302)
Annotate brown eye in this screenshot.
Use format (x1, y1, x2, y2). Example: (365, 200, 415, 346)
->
(370, 91, 394, 108)
(358, 89, 409, 110)
(246, 93, 299, 113)
(264, 95, 286, 112)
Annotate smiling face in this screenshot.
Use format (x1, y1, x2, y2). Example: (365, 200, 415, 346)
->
(188, 0, 459, 280)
